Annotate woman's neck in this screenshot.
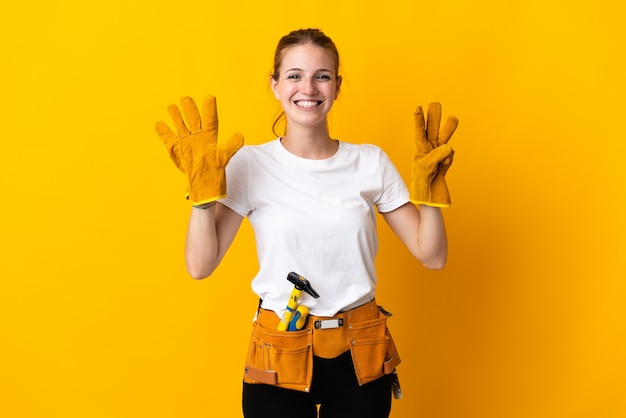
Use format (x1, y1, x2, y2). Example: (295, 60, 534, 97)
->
(280, 126, 338, 160)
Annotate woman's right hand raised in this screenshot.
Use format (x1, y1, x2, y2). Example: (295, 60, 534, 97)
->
(155, 95, 244, 206)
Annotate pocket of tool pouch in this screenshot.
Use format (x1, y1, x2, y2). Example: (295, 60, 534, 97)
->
(244, 323, 312, 388)
(348, 314, 391, 385)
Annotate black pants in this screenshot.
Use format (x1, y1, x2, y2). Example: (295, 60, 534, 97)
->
(242, 350, 392, 418)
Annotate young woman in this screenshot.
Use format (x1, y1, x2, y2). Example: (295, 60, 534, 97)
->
(156, 28, 458, 418)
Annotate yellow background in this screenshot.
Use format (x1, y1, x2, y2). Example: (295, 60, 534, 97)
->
(1, 1, 625, 417)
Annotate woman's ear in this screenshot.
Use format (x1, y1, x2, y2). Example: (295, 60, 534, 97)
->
(335, 75, 342, 98)
(270, 76, 280, 99)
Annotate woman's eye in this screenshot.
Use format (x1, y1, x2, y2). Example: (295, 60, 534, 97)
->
(316, 74, 331, 80)
(287, 74, 300, 80)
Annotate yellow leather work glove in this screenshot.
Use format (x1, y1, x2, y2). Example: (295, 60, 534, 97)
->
(155, 95, 244, 206)
(410, 102, 459, 207)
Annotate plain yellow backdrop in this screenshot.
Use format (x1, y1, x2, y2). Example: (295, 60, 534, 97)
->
(1, 1, 625, 417)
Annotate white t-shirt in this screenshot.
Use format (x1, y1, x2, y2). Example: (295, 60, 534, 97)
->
(220, 138, 409, 317)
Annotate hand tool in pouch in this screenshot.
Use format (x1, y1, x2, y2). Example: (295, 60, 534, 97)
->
(390, 370, 403, 399)
(288, 305, 310, 331)
(277, 272, 319, 331)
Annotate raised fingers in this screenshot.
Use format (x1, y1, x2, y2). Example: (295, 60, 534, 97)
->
(155, 120, 176, 145)
(439, 115, 459, 146)
(426, 102, 442, 148)
(180, 96, 202, 133)
(167, 103, 190, 137)
(414, 106, 432, 154)
(217, 132, 245, 166)
(201, 96, 218, 138)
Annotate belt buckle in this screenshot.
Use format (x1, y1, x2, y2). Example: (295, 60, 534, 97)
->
(314, 318, 344, 330)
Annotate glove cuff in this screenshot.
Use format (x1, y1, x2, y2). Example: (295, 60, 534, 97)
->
(187, 193, 224, 207)
(409, 198, 451, 208)
(186, 165, 227, 206)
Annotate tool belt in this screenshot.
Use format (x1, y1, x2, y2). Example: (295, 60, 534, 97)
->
(243, 299, 401, 392)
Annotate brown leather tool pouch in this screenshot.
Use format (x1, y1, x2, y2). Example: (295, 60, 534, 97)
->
(243, 310, 314, 392)
(243, 301, 400, 391)
(348, 307, 401, 386)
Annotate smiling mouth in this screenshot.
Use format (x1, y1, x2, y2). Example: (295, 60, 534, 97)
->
(295, 100, 322, 109)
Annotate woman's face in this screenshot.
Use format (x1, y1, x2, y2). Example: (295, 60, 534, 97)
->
(270, 43, 341, 131)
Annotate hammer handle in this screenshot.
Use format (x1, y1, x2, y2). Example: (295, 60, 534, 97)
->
(277, 288, 302, 331)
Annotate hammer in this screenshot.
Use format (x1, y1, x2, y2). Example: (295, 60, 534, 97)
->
(277, 272, 320, 331)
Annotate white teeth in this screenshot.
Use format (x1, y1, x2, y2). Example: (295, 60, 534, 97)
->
(296, 100, 319, 108)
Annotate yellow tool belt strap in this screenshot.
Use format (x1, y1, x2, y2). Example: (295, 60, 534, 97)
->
(256, 299, 391, 359)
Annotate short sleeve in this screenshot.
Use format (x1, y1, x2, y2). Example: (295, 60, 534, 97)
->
(375, 149, 410, 213)
(219, 147, 252, 217)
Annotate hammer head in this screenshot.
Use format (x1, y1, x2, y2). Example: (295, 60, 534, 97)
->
(287, 272, 320, 298)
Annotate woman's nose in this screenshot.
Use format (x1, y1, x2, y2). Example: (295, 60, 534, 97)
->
(301, 77, 318, 95)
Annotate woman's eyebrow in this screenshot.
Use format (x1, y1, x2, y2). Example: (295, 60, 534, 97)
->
(284, 68, 333, 73)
